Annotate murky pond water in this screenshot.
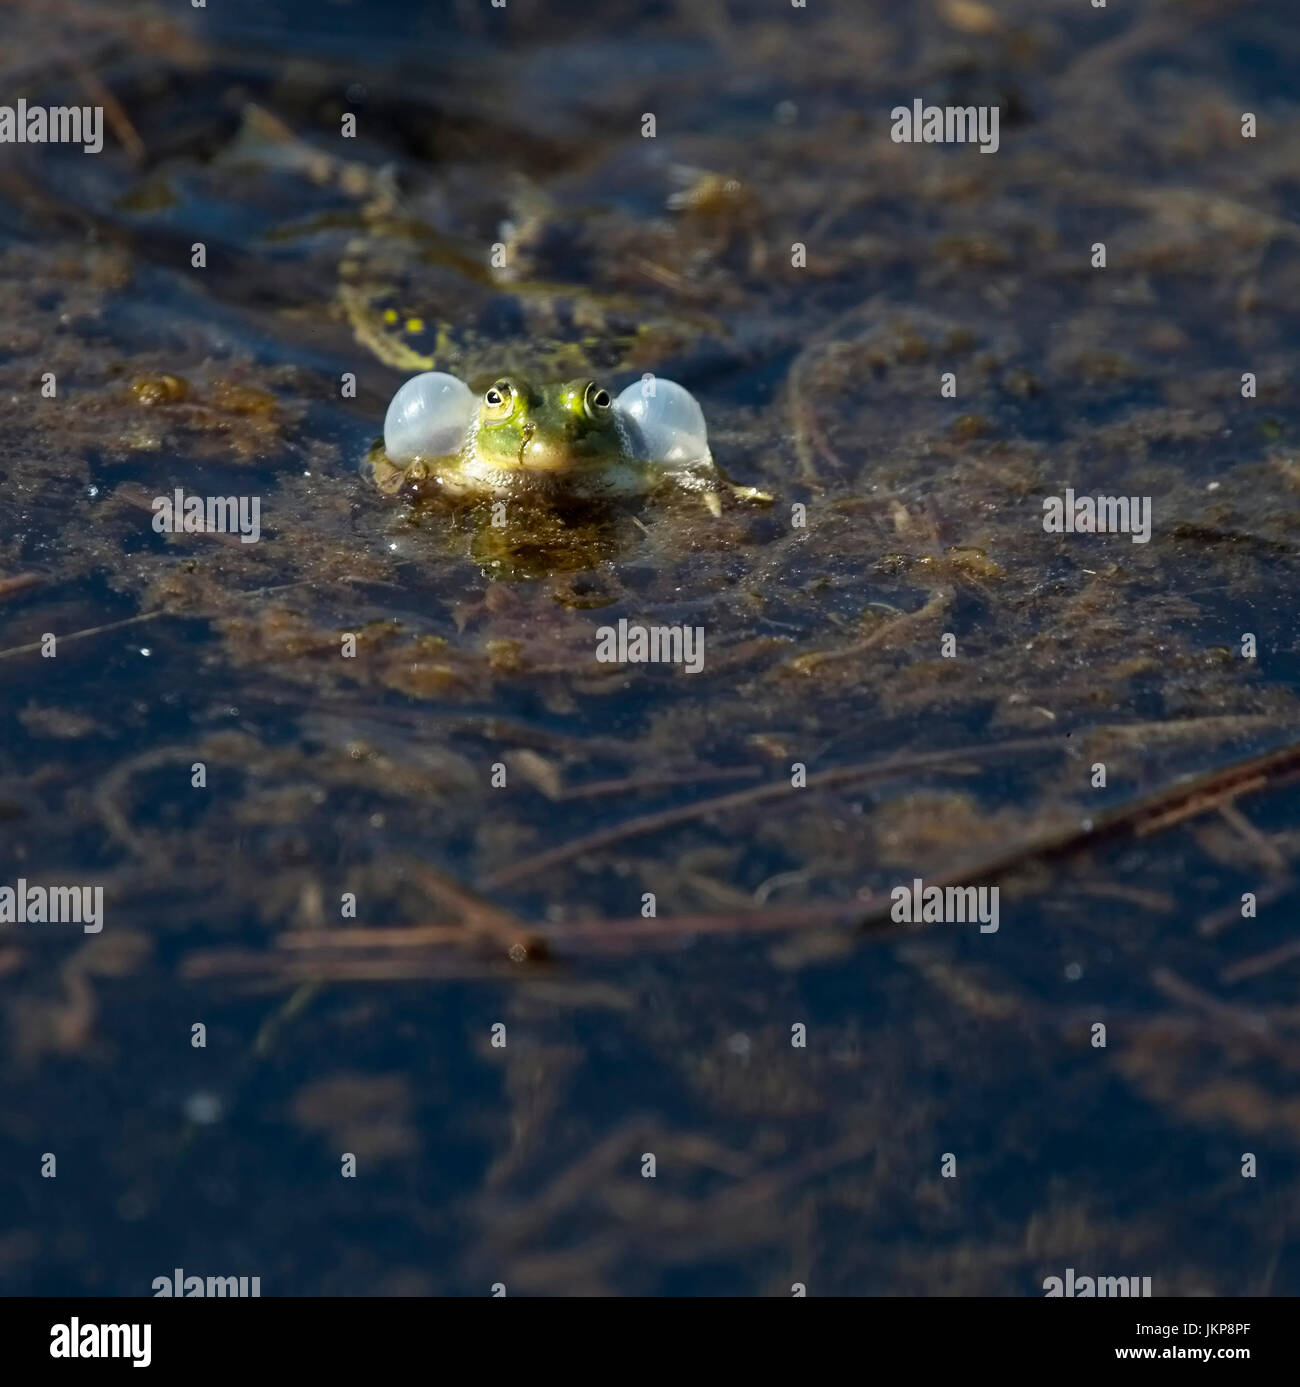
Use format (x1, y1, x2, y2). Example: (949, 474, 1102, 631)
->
(3, 0, 1300, 1295)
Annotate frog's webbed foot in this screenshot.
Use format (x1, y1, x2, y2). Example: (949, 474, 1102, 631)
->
(699, 480, 773, 516)
(710, 457, 771, 513)
(726, 481, 774, 505)
(707, 461, 774, 512)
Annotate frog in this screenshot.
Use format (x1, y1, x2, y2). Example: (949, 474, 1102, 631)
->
(329, 188, 771, 513)
(372, 368, 771, 515)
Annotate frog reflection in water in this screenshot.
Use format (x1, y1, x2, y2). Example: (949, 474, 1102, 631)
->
(375, 370, 771, 516)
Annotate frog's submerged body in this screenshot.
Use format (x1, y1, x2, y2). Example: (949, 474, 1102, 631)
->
(377, 370, 768, 513)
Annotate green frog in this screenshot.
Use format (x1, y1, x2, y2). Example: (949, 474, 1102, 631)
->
(332, 202, 769, 513)
(373, 368, 770, 515)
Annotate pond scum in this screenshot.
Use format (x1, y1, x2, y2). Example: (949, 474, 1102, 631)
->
(1, 0, 1300, 1297)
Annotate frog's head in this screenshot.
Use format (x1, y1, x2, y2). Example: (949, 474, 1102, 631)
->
(471, 376, 626, 474)
(383, 370, 713, 480)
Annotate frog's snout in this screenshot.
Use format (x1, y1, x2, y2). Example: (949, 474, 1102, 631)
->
(517, 420, 575, 472)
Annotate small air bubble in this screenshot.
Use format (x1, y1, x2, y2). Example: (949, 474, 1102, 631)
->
(184, 1092, 222, 1125)
(1064, 962, 1083, 981)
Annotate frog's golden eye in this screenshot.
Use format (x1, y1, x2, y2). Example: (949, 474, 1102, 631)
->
(584, 382, 613, 418)
(483, 381, 515, 420)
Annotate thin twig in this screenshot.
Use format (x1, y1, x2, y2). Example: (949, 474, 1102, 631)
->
(0, 573, 42, 600)
(1221, 938, 1300, 986)
(480, 732, 1066, 889)
(406, 861, 547, 958)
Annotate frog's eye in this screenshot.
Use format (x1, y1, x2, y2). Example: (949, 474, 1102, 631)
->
(482, 380, 516, 420)
(584, 382, 613, 418)
(384, 371, 474, 464)
(614, 378, 711, 467)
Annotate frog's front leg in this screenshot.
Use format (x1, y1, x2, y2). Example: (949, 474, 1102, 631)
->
(700, 479, 773, 516)
(730, 483, 774, 504)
